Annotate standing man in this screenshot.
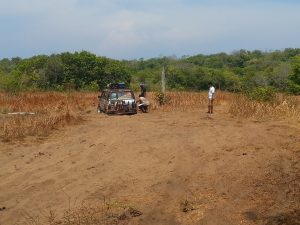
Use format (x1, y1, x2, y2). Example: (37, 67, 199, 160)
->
(207, 82, 215, 114)
(139, 83, 146, 97)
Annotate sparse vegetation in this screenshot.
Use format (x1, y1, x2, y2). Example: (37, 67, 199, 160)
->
(1, 91, 299, 142)
(149, 91, 227, 111)
(228, 93, 300, 121)
(180, 199, 195, 213)
(21, 201, 142, 225)
(0, 92, 96, 141)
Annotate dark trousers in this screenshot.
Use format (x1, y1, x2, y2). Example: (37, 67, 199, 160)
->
(208, 99, 214, 114)
(139, 105, 148, 113)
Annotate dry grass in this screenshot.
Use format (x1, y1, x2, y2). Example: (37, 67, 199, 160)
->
(146, 91, 300, 121)
(147, 91, 229, 111)
(21, 200, 141, 225)
(1, 91, 299, 141)
(0, 92, 97, 141)
(228, 94, 300, 121)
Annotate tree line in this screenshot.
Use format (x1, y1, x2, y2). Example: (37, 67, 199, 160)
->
(127, 49, 300, 95)
(0, 49, 300, 95)
(0, 51, 131, 92)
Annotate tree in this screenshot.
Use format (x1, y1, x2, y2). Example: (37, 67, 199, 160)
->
(288, 55, 300, 94)
(45, 55, 64, 88)
(269, 63, 291, 90)
(290, 55, 300, 85)
(101, 60, 131, 89)
(0, 71, 23, 92)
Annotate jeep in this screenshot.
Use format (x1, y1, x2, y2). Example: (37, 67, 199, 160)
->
(97, 83, 137, 115)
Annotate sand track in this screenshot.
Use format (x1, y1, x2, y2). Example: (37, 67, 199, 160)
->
(0, 107, 299, 225)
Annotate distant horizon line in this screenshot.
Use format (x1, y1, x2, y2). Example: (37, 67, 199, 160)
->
(1, 47, 299, 61)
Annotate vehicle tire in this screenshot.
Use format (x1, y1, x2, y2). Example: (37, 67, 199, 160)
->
(104, 105, 109, 114)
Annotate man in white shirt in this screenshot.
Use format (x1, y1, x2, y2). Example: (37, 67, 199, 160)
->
(207, 82, 215, 114)
(137, 95, 150, 113)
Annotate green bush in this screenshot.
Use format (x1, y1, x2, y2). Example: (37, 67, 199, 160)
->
(154, 92, 170, 105)
(245, 86, 276, 102)
(287, 81, 300, 95)
(0, 72, 23, 93)
(81, 81, 99, 91)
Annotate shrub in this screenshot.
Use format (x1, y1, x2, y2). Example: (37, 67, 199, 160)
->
(245, 86, 276, 102)
(287, 81, 300, 95)
(154, 92, 169, 105)
(82, 81, 99, 92)
(0, 72, 23, 93)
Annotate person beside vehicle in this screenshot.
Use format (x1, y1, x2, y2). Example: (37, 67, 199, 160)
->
(139, 83, 146, 97)
(207, 82, 215, 114)
(136, 95, 150, 113)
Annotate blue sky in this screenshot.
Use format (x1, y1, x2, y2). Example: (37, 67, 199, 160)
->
(0, 0, 300, 59)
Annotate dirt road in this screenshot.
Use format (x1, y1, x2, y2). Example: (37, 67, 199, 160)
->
(0, 106, 299, 225)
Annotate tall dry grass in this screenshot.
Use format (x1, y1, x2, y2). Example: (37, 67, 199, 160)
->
(0, 92, 97, 141)
(1, 91, 299, 141)
(228, 93, 300, 121)
(147, 91, 229, 111)
(147, 91, 300, 121)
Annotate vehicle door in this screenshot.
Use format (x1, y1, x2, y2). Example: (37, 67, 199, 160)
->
(100, 91, 108, 111)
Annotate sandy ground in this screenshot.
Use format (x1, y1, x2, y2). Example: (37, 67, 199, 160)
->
(0, 105, 299, 225)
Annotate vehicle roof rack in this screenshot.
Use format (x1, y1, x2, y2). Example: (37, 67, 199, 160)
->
(108, 82, 127, 89)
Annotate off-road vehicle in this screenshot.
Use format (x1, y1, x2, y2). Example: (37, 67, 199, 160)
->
(97, 83, 137, 115)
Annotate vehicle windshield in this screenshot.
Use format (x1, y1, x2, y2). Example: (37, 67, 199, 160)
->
(110, 92, 118, 100)
(110, 91, 133, 100)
